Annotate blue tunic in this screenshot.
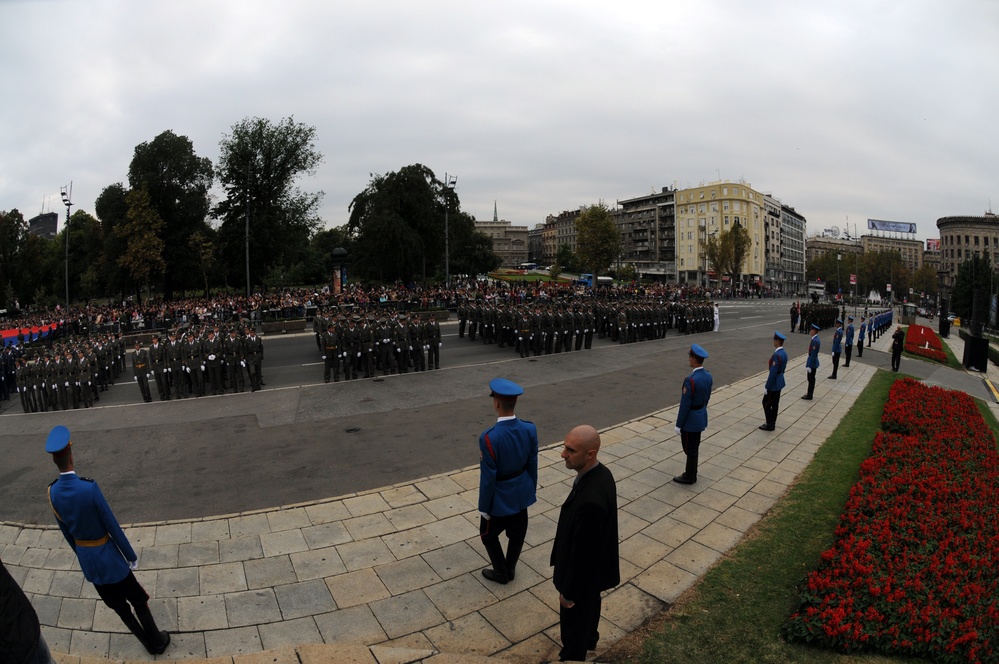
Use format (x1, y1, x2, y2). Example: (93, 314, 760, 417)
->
(832, 327, 844, 354)
(806, 335, 821, 369)
(766, 347, 788, 392)
(48, 473, 136, 586)
(478, 417, 539, 517)
(676, 367, 713, 433)
(845, 324, 855, 345)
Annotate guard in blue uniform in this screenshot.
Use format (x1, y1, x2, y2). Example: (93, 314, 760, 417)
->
(844, 316, 855, 367)
(674, 344, 713, 484)
(45, 426, 170, 655)
(803, 323, 821, 400)
(478, 378, 539, 584)
(828, 319, 844, 379)
(760, 331, 788, 431)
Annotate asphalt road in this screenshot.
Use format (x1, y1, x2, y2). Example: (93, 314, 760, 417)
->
(1, 298, 812, 525)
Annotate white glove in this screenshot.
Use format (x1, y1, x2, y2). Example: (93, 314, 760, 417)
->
(201, 365, 205, 371)
(674, 426, 681, 435)
(208, 354, 216, 361)
(134, 376, 138, 382)
(76, 381, 80, 386)
(357, 352, 361, 358)
(479, 512, 491, 520)
(807, 367, 813, 374)
(128, 559, 138, 571)
(408, 346, 412, 351)
(147, 373, 153, 379)
(322, 355, 327, 360)
(186, 367, 191, 373)
(42, 382, 45, 388)
(438, 343, 442, 348)
(167, 368, 171, 373)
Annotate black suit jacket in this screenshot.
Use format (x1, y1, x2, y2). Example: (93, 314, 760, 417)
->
(550, 462, 620, 602)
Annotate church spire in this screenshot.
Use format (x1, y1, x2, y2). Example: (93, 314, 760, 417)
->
(493, 200, 498, 222)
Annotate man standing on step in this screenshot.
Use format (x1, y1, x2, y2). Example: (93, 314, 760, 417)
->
(551, 424, 619, 662)
(674, 344, 712, 484)
(760, 331, 787, 431)
(44, 426, 170, 655)
(803, 323, 821, 400)
(477, 378, 539, 585)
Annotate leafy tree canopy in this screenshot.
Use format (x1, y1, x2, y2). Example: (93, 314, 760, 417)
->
(575, 203, 620, 279)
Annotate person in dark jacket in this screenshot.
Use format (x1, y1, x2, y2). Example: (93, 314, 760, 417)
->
(550, 424, 619, 662)
(891, 325, 906, 371)
(0, 557, 54, 664)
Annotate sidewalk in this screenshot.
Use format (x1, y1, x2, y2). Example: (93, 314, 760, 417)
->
(3, 349, 886, 664)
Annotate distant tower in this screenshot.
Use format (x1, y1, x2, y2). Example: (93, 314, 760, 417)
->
(493, 201, 498, 222)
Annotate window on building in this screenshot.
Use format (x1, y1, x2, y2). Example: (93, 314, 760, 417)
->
(724, 216, 729, 225)
(722, 187, 728, 195)
(723, 202, 729, 211)
(975, 236, 980, 246)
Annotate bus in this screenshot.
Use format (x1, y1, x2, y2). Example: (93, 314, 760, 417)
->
(519, 262, 538, 270)
(578, 273, 613, 287)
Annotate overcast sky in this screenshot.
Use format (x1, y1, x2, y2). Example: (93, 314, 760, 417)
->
(2, 0, 996, 243)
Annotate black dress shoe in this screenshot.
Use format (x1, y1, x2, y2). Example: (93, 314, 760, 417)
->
(827, 375, 836, 379)
(673, 474, 696, 485)
(145, 630, 170, 655)
(801, 395, 813, 400)
(481, 568, 509, 584)
(758, 424, 775, 431)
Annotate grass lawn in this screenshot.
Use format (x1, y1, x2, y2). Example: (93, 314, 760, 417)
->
(488, 271, 569, 283)
(605, 369, 935, 664)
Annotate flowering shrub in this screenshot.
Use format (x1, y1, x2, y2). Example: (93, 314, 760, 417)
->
(904, 324, 948, 363)
(783, 378, 999, 662)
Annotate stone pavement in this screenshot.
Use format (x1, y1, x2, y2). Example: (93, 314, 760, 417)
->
(3, 344, 887, 664)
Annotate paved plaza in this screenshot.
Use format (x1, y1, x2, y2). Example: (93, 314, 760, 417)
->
(2, 323, 991, 663)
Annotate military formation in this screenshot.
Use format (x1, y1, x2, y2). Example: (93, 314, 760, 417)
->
(312, 311, 442, 382)
(134, 325, 265, 401)
(6, 333, 127, 413)
(457, 298, 716, 358)
(790, 302, 842, 333)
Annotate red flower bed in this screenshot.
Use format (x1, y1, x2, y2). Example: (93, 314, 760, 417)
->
(784, 378, 999, 662)
(905, 324, 948, 363)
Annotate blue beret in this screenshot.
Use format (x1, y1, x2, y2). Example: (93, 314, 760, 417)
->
(774, 331, 786, 341)
(45, 425, 71, 454)
(689, 344, 708, 359)
(489, 378, 524, 399)
(811, 323, 821, 330)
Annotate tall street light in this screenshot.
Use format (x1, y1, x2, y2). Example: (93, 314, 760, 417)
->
(444, 173, 457, 286)
(60, 182, 73, 310)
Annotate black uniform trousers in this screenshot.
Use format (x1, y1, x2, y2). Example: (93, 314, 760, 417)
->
(844, 344, 852, 367)
(479, 509, 527, 579)
(679, 430, 701, 480)
(763, 390, 781, 428)
(559, 594, 602, 662)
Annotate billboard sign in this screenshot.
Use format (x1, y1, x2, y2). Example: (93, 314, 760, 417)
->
(849, 274, 857, 285)
(927, 238, 941, 252)
(868, 219, 917, 234)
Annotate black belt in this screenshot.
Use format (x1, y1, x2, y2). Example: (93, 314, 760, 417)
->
(497, 466, 528, 482)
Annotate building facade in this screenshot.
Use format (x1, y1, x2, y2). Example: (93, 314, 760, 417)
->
(474, 219, 529, 268)
(614, 187, 676, 280)
(780, 203, 807, 295)
(861, 234, 924, 272)
(28, 212, 58, 239)
(674, 181, 767, 289)
(936, 212, 999, 289)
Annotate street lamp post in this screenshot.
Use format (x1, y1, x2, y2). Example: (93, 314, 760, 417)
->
(444, 173, 457, 286)
(245, 164, 252, 298)
(60, 182, 73, 310)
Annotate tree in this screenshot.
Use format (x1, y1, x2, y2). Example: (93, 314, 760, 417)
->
(951, 254, 993, 320)
(94, 183, 131, 298)
(188, 230, 217, 295)
(730, 222, 752, 290)
(575, 203, 621, 281)
(555, 244, 579, 274)
(128, 130, 213, 298)
(117, 187, 167, 298)
(347, 164, 487, 282)
(910, 264, 938, 301)
(0, 209, 27, 308)
(65, 210, 105, 301)
(215, 116, 323, 293)
(704, 232, 733, 286)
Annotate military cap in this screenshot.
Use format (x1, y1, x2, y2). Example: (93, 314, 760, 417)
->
(811, 323, 821, 330)
(847, 316, 854, 321)
(489, 377, 524, 401)
(774, 331, 787, 341)
(45, 425, 71, 454)
(134, 339, 142, 346)
(689, 344, 709, 359)
(836, 318, 843, 324)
